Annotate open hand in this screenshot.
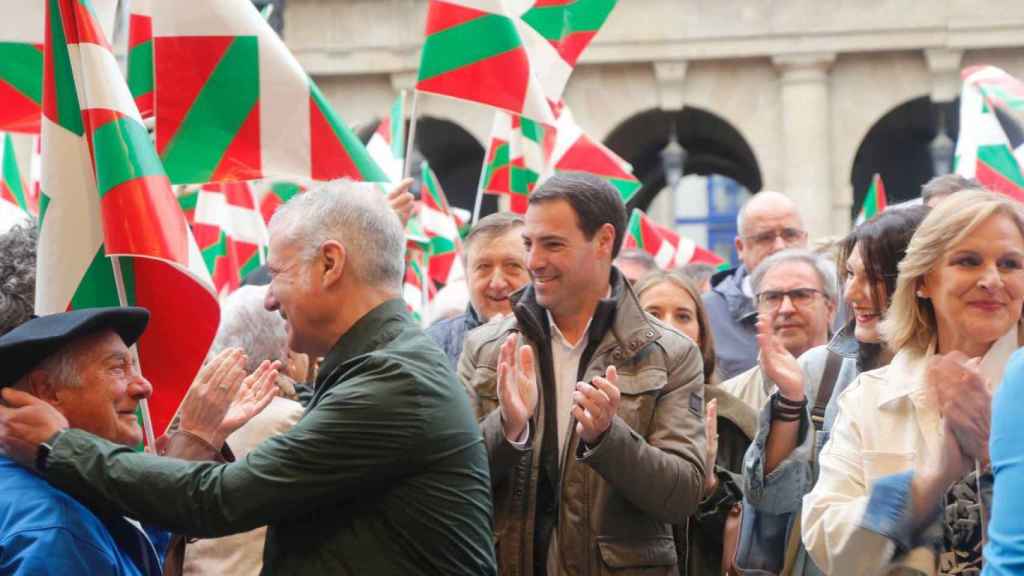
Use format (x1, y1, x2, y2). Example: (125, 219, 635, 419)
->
(573, 366, 620, 445)
(756, 309, 804, 401)
(927, 353, 990, 464)
(219, 360, 280, 438)
(387, 178, 415, 225)
(497, 334, 537, 442)
(0, 388, 68, 468)
(179, 348, 248, 448)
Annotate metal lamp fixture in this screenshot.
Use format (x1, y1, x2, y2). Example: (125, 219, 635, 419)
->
(929, 104, 955, 177)
(661, 131, 688, 190)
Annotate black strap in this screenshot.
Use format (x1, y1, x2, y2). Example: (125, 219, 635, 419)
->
(811, 351, 842, 431)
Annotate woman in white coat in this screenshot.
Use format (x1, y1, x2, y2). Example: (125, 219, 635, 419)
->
(802, 189, 1024, 575)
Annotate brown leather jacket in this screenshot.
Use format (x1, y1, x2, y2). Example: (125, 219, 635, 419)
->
(458, 270, 707, 576)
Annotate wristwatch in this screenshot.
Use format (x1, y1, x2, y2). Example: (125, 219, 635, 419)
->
(35, 430, 64, 473)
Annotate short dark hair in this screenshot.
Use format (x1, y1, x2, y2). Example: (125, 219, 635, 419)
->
(464, 212, 524, 261)
(0, 224, 37, 336)
(529, 172, 627, 257)
(920, 174, 981, 204)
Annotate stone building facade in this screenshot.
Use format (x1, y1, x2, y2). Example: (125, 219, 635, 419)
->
(283, 0, 1024, 252)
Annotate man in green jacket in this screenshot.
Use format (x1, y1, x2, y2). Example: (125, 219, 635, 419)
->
(0, 181, 497, 575)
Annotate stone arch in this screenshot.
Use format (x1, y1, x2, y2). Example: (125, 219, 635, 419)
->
(603, 106, 763, 211)
(360, 115, 492, 216)
(849, 96, 959, 220)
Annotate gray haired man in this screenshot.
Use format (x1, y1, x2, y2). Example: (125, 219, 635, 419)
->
(0, 180, 498, 575)
(721, 249, 836, 412)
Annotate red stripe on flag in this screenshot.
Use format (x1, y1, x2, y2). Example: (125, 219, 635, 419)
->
(210, 101, 262, 182)
(532, 0, 575, 5)
(425, 1, 490, 36)
(428, 250, 456, 284)
(310, 94, 361, 180)
(128, 13, 151, 50)
(0, 80, 41, 133)
(557, 135, 633, 179)
(84, 108, 129, 133)
(134, 92, 153, 119)
(416, 49, 529, 119)
(0, 182, 14, 206)
(130, 257, 219, 435)
(100, 174, 190, 263)
(550, 31, 598, 67)
(154, 36, 235, 154)
(260, 194, 283, 224)
(976, 160, 1024, 203)
(484, 165, 511, 195)
(510, 193, 528, 214)
(219, 181, 257, 209)
(71, 0, 112, 49)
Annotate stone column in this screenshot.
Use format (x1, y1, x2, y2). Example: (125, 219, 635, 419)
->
(772, 53, 835, 241)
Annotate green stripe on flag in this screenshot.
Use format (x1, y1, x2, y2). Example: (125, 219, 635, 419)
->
(240, 248, 262, 278)
(627, 210, 644, 250)
(47, 0, 83, 135)
(93, 117, 166, 197)
(510, 165, 538, 195)
(430, 235, 456, 255)
(0, 43, 42, 104)
(519, 118, 544, 144)
(71, 247, 131, 309)
(608, 177, 640, 203)
(161, 36, 259, 183)
(201, 231, 229, 272)
(521, 0, 617, 40)
(389, 94, 405, 158)
(127, 40, 153, 99)
(978, 145, 1024, 187)
(272, 182, 302, 202)
(310, 84, 388, 181)
(2, 135, 27, 209)
(177, 189, 199, 212)
(418, 14, 522, 82)
(38, 192, 51, 226)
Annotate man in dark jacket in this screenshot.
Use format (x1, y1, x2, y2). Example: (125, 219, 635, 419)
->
(703, 191, 807, 379)
(427, 212, 528, 367)
(0, 181, 498, 575)
(460, 173, 707, 575)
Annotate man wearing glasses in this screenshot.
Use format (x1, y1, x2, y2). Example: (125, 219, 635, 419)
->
(721, 249, 835, 412)
(703, 191, 809, 379)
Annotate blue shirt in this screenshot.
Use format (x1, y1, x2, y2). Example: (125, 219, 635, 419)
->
(984, 349, 1024, 575)
(0, 456, 162, 575)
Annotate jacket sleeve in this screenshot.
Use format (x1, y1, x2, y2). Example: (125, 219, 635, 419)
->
(578, 340, 707, 523)
(44, 361, 424, 538)
(801, 379, 897, 576)
(457, 334, 530, 484)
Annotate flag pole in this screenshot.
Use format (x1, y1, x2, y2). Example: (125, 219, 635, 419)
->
(471, 158, 487, 225)
(402, 91, 420, 179)
(418, 249, 430, 328)
(110, 255, 158, 452)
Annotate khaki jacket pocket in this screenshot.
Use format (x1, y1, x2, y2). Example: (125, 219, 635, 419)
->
(615, 366, 668, 433)
(597, 537, 677, 573)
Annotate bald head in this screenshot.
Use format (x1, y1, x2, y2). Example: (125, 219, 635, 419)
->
(735, 190, 807, 272)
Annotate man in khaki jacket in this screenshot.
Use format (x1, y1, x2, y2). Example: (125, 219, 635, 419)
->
(459, 172, 707, 575)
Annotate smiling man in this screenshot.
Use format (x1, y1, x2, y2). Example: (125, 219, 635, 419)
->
(459, 172, 707, 575)
(427, 212, 529, 367)
(0, 181, 497, 575)
(722, 249, 836, 412)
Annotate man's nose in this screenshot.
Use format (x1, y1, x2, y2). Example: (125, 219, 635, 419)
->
(130, 371, 153, 400)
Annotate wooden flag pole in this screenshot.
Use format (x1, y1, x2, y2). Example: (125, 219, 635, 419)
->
(110, 255, 158, 452)
(402, 92, 421, 179)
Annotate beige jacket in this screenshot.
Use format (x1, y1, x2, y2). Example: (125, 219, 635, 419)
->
(459, 270, 707, 576)
(182, 397, 305, 576)
(801, 326, 1020, 576)
(720, 365, 773, 413)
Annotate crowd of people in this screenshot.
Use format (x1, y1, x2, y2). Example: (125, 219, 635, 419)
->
(0, 170, 1023, 576)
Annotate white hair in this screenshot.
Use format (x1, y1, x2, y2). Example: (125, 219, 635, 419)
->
(750, 248, 838, 304)
(212, 285, 289, 373)
(268, 180, 405, 291)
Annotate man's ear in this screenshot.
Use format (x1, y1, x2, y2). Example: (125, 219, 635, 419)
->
(735, 236, 744, 257)
(25, 370, 59, 404)
(320, 240, 347, 288)
(596, 223, 616, 258)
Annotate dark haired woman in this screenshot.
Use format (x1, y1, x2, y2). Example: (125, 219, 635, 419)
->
(735, 205, 930, 575)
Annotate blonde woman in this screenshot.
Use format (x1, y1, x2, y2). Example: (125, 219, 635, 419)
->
(802, 189, 1024, 575)
(635, 271, 757, 575)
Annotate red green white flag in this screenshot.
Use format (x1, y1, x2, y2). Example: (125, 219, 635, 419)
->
(0, 5, 44, 133)
(152, 0, 387, 184)
(126, 0, 153, 119)
(367, 91, 406, 183)
(0, 133, 31, 215)
(36, 0, 219, 436)
(254, 179, 307, 224)
(955, 65, 1024, 202)
(624, 209, 726, 270)
(180, 182, 269, 297)
(546, 105, 640, 203)
(480, 110, 555, 214)
(402, 250, 436, 325)
(416, 1, 556, 125)
(420, 161, 465, 285)
(855, 173, 887, 225)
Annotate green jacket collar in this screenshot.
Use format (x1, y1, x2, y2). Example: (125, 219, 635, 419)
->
(314, 298, 409, 390)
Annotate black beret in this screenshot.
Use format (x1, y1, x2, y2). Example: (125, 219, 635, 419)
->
(0, 307, 149, 388)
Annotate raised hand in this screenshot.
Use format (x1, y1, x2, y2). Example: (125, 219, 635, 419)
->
(703, 398, 719, 497)
(0, 388, 69, 468)
(179, 348, 248, 448)
(756, 309, 804, 401)
(386, 178, 415, 225)
(927, 352, 991, 464)
(218, 360, 281, 439)
(573, 365, 621, 445)
(497, 334, 537, 442)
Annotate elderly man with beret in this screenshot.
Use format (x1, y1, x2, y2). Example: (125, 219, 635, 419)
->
(0, 307, 277, 575)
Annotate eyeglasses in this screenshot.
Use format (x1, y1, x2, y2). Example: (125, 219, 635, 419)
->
(743, 228, 807, 247)
(756, 288, 826, 310)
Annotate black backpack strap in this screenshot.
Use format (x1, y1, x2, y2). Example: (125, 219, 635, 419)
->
(811, 351, 842, 431)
